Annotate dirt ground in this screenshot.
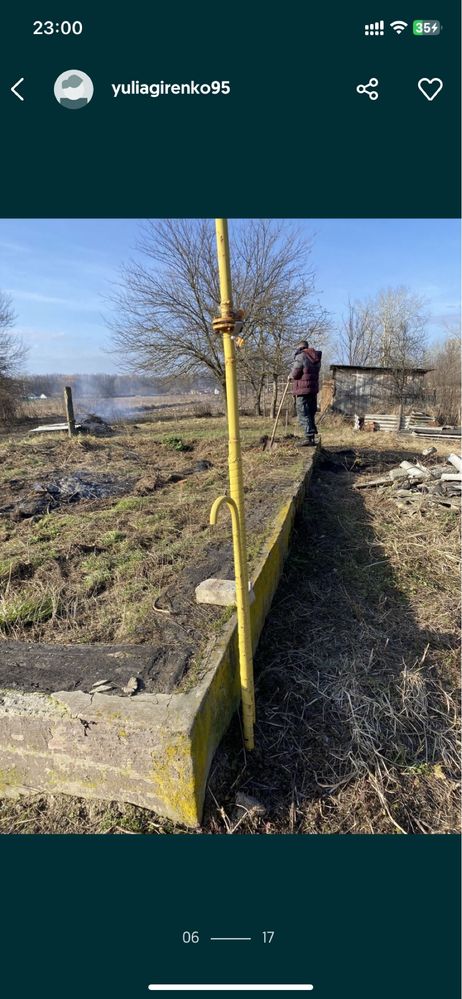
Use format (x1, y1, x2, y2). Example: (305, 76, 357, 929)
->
(0, 414, 306, 691)
(0, 421, 460, 834)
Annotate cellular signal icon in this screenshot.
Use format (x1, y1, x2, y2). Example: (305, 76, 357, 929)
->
(390, 20, 408, 34)
(364, 20, 385, 36)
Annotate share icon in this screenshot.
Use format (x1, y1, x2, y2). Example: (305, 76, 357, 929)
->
(356, 77, 379, 101)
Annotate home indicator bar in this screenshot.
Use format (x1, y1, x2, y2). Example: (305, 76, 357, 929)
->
(147, 986, 314, 992)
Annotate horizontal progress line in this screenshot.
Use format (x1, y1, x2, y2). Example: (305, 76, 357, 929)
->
(148, 987, 314, 992)
(210, 937, 252, 941)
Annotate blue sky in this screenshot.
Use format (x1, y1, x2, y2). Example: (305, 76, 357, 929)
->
(0, 218, 459, 374)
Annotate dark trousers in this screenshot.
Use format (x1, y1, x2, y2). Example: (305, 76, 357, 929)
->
(295, 393, 317, 436)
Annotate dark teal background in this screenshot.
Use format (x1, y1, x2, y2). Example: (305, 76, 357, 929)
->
(2, 835, 461, 997)
(0, 2, 460, 217)
(1, 5, 461, 997)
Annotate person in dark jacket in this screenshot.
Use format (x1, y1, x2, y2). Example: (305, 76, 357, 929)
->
(290, 340, 322, 443)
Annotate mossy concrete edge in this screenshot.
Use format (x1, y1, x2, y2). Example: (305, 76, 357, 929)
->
(0, 450, 317, 826)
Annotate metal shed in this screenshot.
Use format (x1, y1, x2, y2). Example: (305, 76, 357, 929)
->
(329, 364, 431, 416)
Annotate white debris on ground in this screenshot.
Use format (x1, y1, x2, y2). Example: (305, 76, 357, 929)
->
(122, 676, 140, 696)
(354, 451, 461, 514)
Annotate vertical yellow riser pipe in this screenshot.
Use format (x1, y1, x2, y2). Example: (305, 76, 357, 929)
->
(214, 219, 255, 744)
(215, 220, 249, 563)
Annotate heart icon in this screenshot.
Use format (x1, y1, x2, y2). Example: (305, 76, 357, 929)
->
(418, 77, 443, 101)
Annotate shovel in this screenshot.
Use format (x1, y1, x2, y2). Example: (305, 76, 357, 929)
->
(264, 378, 291, 451)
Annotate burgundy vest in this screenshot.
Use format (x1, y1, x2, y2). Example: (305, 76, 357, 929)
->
(292, 348, 322, 396)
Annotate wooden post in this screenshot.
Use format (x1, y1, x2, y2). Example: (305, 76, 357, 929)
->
(64, 386, 76, 437)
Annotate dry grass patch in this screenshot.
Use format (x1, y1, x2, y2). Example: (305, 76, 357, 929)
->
(204, 434, 460, 834)
(0, 794, 192, 835)
(0, 416, 306, 651)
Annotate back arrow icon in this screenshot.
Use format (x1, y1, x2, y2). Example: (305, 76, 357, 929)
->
(11, 78, 25, 101)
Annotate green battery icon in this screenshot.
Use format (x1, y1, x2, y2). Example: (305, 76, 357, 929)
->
(413, 20, 441, 35)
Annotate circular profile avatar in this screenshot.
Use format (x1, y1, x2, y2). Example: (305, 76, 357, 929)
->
(54, 70, 94, 109)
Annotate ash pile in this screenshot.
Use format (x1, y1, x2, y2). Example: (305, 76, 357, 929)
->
(1, 460, 213, 521)
(79, 413, 114, 436)
(354, 450, 461, 514)
(3, 472, 133, 520)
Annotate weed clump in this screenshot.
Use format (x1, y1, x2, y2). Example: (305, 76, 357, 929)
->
(163, 435, 193, 452)
(100, 530, 126, 546)
(0, 593, 55, 629)
(114, 497, 146, 512)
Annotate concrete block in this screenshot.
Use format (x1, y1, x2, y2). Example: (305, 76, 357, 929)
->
(195, 578, 255, 607)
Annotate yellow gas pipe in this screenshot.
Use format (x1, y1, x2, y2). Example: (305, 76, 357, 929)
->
(211, 218, 255, 748)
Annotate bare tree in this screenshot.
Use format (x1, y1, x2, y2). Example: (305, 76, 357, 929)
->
(338, 299, 379, 366)
(337, 288, 428, 370)
(0, 291, 26, 424)
(109, 219, 329, 414)
(335, 287, 430, 419)
(374, 287, 428, 366)
(426, 329, 461, 425)
(374, 287, 429, 420)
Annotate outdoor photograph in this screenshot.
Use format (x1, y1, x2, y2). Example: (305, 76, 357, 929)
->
(0, 217, 460, 835)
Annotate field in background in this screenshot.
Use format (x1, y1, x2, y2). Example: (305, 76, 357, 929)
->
(20, 385, 296, 427)
(20, 393, 224, 426)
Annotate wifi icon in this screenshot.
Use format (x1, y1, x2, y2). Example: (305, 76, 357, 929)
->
(390, 20, 408, 34)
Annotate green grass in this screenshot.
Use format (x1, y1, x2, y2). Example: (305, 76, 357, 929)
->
(113, 497, 147, 512)
(0, 593, 55, 629)
(100, 530, 126, 546)
(0, 558, 16, 581)
(163, 435, 192, 452)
